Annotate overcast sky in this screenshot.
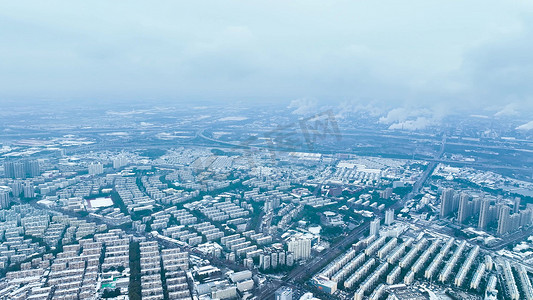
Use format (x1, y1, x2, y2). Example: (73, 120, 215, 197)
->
(1, 0, 533, 115)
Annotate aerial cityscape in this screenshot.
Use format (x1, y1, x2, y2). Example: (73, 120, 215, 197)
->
(2, 1, 533, 300)
(0, 101, 532, 300)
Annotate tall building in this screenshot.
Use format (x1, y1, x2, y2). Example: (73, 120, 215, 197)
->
(113, 155, 128, 169)
(509, 213, 521, 232)
(457, 193, 471, 224)
(88, 163, 104, 175)
(472, 197, 481, 216)
(478, 199, 491, 230)
(385, 209, 395, 226)
(497, 205, 510, 236)
(23, 182, 35, 199)
(13, 162, 26, 179)
(3, 161, 14, 178)
(380, 188, 393, 199)
(278, 251, 286, 266)
(514, 197, 521, 214)
(288, 237, 311, 260)
(25, 160, 40, 178)
(496, 203, 504, 219)
(452, 193, 460, 213)
(0, 187, 11, 209)
(286, 253, 294, 267)
(440, 188, 454, 218)
(520, 208, 533, 227)
(271, 252, 278, 269)
(259, 253, 265, 268)
(3, 160, 39, 178)
(370, 218, 381, 236)
(262, 254, 271, 270)
(9, 180, 23, 198)
(275, 287, 293, 300)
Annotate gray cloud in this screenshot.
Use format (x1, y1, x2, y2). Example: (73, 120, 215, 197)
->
(377, 108, 441, 131)
(0, 0, 532, 115)
(387, 117, 434, 131)
(287, 98, 318, 115)
(494, 103, 519, 117)
(516, 121, 533, 131)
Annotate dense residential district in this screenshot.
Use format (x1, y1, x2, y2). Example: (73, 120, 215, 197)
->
(1, 106, 533, 300)
(1, 146, 533, 300)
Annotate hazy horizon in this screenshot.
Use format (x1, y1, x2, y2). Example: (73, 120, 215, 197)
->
(2, 1, 533, 120)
